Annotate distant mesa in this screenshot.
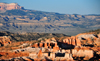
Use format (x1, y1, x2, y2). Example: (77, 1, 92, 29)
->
(0, 3, 100, 35)
(0, 3, 24, 10)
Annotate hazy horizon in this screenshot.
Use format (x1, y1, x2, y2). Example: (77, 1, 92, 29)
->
(0, 0, 100, 15)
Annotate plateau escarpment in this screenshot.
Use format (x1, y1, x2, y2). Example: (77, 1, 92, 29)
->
(0, 3, 100, 35)
(0, 3, 24, 10)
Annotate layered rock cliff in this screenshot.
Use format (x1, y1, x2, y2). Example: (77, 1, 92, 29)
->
(0, 3, 24, 10)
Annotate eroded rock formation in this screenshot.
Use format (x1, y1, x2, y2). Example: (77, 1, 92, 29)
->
(0, 3, 24, 10)
(0, 36, 11, 46)
(63, 36, 81, 46)
(0, 33, 100, 61)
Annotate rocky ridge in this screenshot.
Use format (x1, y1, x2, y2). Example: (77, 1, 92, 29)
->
(0, 3, 24, 10)
(0, 33, 100, 61)
(0, 3, 100, 35)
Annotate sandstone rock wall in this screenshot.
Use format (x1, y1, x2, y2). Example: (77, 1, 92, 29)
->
(72, 49, 93, 58)
(32, 42, 58, 48)
(1, 33, 98, 61)
(63, 36, 81, 46)
(0, 3, 24, 10)
(0, 36, 11, 46)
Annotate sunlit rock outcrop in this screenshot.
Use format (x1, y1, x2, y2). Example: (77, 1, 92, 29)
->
(0, 3, 24, 10)
(0, 36, 11, 46)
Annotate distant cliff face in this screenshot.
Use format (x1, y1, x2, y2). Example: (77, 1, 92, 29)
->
(0, 3, 24, 10)
(0, 3, 100, 35)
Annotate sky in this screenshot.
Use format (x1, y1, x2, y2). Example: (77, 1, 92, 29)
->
(0, 0, 100, 15)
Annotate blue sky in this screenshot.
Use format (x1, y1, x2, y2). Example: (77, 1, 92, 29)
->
(0, 0, 100, 15)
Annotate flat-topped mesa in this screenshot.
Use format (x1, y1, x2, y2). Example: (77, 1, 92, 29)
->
(0, 3, 24, 10)
(0, 36, 11, 46)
